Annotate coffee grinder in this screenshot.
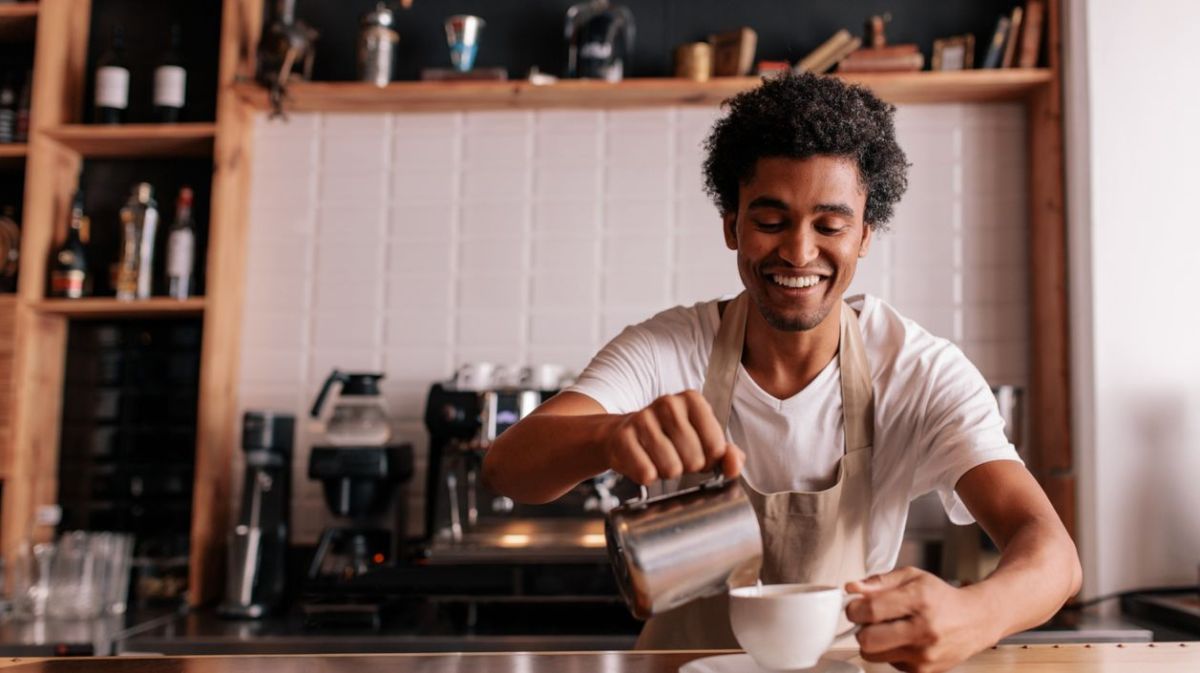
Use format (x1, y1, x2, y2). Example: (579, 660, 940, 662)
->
(219, 411, 294, 618)
(306, 371, 413, 584)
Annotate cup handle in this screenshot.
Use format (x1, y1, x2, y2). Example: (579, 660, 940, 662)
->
(835, 592, 864, 641)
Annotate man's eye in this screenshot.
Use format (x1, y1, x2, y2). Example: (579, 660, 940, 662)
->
(754, 220, 785, 229)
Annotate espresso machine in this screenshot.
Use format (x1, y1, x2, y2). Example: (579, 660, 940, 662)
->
(220, 411, 294, 618)
(306, 371, 413, 584)
(423, 364, 634, 564)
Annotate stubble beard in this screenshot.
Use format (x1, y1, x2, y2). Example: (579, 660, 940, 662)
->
(749, 288, 833, 332)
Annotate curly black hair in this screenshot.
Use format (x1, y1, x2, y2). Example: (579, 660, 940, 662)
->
(702, 72, 909, 230)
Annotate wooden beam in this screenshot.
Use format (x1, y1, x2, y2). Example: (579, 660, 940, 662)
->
(188, 0, 262, 607)
(233, 70, 1055, 114)
(43, 123, 216, 158)
(31, 297, 205, 317)
(3, 0, 90, 558)
(1027, 1, 1074, 489)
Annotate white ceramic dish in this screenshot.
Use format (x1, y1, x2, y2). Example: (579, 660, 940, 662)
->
(679, 653, 863, 673)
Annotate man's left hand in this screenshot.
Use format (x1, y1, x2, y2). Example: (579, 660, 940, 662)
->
(845, 567, 999, 673)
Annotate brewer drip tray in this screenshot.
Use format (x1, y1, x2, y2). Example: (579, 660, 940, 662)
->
(427, 519, 608, 564)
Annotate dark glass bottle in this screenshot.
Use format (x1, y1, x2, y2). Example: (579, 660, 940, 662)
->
(49, 191, 90, 299)
(94, 26, 130, 124)
(153, 24, 187, 123)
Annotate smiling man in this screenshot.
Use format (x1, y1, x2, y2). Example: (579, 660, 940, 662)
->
(483, 73, 1081, 673)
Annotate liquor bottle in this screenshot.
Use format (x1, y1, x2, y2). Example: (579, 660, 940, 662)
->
(153, 24, 187, 123)
(165, 186, 195, 299)
(94, 26, 130, 124)
(49, 191, 90, 299)
(115, 183, 158, 300)
(0, 75, 15, 143)
(14, 70, 31, 142)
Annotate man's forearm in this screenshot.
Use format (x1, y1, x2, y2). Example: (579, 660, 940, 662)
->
(966, 517, 1083, 640)
(482, 413, 621, 504)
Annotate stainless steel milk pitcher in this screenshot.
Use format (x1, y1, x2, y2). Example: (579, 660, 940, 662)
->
(605, 474, 762, 619)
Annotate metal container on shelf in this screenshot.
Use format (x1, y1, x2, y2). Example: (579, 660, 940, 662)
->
(358, 2, 399, 87)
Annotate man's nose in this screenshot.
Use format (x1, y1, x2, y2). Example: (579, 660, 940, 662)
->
(779, 225, 819, 266)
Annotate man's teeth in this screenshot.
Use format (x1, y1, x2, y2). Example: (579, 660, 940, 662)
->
(771, 274, 822, 289)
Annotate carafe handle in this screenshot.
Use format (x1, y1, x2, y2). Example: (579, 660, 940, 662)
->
(310, 370, 347, 418)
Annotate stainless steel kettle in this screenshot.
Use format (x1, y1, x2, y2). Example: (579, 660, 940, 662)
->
(605, 474, 762, 620)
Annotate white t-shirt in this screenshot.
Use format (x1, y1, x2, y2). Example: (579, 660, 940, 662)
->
(566, 294, 1021, 574)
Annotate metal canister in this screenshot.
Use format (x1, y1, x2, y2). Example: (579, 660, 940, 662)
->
(605, 475, 762, 620)
(358, 2, 399, 87)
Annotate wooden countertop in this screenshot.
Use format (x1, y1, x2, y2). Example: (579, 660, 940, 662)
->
(1, 643, 1199, 671)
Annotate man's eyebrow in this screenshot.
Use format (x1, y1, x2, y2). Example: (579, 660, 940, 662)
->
(813, 202, 856, 218)
(746, 196, 790, 210)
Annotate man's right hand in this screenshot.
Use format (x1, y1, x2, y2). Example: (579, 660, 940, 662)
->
(603, 390, 745, 485)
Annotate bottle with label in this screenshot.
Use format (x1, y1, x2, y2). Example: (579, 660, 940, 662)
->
(165, 186, 195, 299)
(49, 191, 90, 299)
(154, 24, 187, 123)
(115, 183, 158, 300)
(94, 26, 130, 124)
(0, 74, 16, 143)
(15, 70, 31, 142)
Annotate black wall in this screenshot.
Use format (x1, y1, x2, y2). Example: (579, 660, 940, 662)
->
(292, 0, 1023, 82)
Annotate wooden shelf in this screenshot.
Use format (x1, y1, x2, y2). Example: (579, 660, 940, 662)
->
(32, 297, 205, 318)
(234, 70, 1055, 113)
(43, 123, 216, 158)
(0, 144, 27, 168)
(0, 2, 38, 42)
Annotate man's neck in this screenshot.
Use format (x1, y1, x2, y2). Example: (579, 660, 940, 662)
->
(741, 301, 842, 400)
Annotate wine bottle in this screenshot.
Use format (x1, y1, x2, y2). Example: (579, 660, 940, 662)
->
(165, 186, 195, 299)
(153, 24, 187, 123)
(0, 74, 16, 143)
(94, 26, 130, 124)
(49, 191, 90, 299)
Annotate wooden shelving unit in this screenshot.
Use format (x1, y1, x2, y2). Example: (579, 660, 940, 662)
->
(234, 69, 1055, 113)
(44, 123, 216, 158)
(1, 0, 234, 597)
(32, 297, 205, 317)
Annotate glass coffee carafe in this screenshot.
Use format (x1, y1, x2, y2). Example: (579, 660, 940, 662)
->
(310, 370, 391, 446)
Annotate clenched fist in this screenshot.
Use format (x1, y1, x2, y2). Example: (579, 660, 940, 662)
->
(602, 389, 745, 485)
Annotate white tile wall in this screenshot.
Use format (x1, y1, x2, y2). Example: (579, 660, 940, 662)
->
(236, 103, 1030, 542)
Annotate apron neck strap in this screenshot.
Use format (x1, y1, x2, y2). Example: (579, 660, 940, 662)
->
(703, 293, 875, 451)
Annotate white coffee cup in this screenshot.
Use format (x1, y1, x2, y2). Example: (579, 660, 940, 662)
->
(729, 583, 860, 671)
(454, 362, 495, 391)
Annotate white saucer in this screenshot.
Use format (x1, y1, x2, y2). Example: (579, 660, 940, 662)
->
(679, 653, 862, 673)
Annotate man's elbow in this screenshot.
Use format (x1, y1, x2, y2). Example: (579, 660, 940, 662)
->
(1065, 542, 1083, 598)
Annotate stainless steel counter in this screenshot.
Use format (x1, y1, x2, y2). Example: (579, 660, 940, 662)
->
(0, 607, 183, 657)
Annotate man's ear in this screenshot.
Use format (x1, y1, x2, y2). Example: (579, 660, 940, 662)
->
(723, 212, 738, 251)
(858, 222, 874, 258)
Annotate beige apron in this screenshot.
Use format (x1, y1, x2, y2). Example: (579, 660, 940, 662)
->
(636, 292, 875, 649)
